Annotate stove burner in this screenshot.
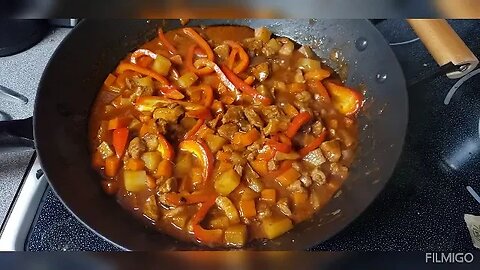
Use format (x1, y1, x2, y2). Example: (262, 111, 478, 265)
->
(389, 37, 419, 46)
(466, 186, 480, 204)
(444, 68, 480, 105)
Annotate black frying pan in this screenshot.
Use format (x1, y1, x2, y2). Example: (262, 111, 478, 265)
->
(1, 19, 408, 250)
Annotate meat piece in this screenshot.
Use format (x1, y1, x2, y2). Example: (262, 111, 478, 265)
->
(302, 148, 326, 166)
(207, 113, 223, 130)
(242, 37, 263, 56)
(222, 106, 244, 124)
(231, 151, 247, 166)
(234, 164, 244, 177)
(238, 120, 251, 132)
(294, 69, 305, 83)
(244, 164, 263, 192)
(320, 140, 342, 162)
(143, 133, 159, 151)
(256, 202, 272, 220)
(251, 62, 270, 82)
(217, 123, 239, 141)
(158, 177, 177, 193)
(263, 119, 287, 135)
(97, 141, 114, 159)
(156, 119, 168, 134)
(262, 105, 283, 121)
(153, 104, 184, 123)
(127, 137, 146, 159)
(244, 107, 264, 128)
(329, 162, 349, 180)
(277, 197, 292, 217)
(164, 206, 186, 218)
(287, 180, 306, 193)
(300, 174, 312, 187)
(311, 167, 326, 185)
(213, 44, 230, 60)
(311, 120, 324, 136)
(295, 91, 313, 103)
(246, 141, 262, 152)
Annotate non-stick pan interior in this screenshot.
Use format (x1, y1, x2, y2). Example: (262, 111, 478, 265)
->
(34, 19, 407, 250)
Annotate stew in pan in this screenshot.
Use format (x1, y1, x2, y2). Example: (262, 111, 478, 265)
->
(89, 25, 363, 248)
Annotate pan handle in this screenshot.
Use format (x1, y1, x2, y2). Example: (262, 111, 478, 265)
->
(0, 117, 35, 152)
(407, 19, 479, 79)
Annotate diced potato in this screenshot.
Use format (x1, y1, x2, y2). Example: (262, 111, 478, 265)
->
(178, 72, 198, 89)
(97, 141, 114, 160)
(216, 196, 240, 224)
(254, 27, 272, 43)
(153, 106, 184, 123)
(298, 45, 315, 58)
(239, 199, 256, 218)
(261, 189, 276, 204)
(279, 40, 294, 56)
(224, 224, 248, 247)
(276, 167, 301, 187)
(265, 38, 281, 54)
(205, 134, 227, 153)
(304, 69, 331, 81)
(214, 168, 241, 196)
(292, 192, 308, 207)
(175, 153, 193, 176)
(262, 216, 293, 239)
(191, 167, 203, 189)
(152, 55, 172, 76)
(296, 58, 322, 71)
(143, 195, 159, 221)
(124, 170, 148, 192)
(141, 151, 162, 171)
(172, 213, 188, 229)
(208, 216, 230, 229)
(128, 118, 142, 131)
(134, 76, 154, 89)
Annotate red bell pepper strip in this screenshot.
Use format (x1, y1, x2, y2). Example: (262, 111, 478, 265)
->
(220, 64, 272, 106)
(112, 128, 129, 157)
(183, 28, 214, 61)
(158, 28, 177, 54)
(184, 119, 205, 140)
(298, 130, 328, 157)
(179, 139, 214, 187)
(266, 135, 292, 153)
(224, 40, 250, 74)
(324, 81, 363, 116)
(285, 111, 312, 138)
(130, 49, 157, 64)
(191, 197, 222, 245)
(186, 44, 214, 75)
(185, 107, 212, 120)
(157, 134, 175, 161)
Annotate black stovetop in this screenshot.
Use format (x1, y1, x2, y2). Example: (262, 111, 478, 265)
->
(26, 19, 480, 251)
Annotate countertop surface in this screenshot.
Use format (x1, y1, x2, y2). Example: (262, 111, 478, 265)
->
(0, 27, 71, 227)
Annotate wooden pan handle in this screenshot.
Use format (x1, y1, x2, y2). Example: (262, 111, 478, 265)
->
(407, 19, 478, 79)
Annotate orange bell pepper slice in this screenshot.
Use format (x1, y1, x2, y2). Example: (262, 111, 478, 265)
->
(325, 81, 363, 116)
(130, 49, 158, 65)
(184, 119, 205, 140)
(324, 81, 363, 116)
(112, 128, 129, 157)
(179, 140, 214, 187)
(266, 138, 291, 153)
(158, 134, 174, 161)
(227, 48, 238, 70)
(265, 160, 294, 181)
(298, 130, 328, 157)
(232, 129, 261, 147)
(158, 28, 177, 54)
(308, 80, 331, 103)
(183, 28, 214, 60)
(220, 64, 272, 106)
(224, 40, 250, 74)
(285, 111, 312, 138)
